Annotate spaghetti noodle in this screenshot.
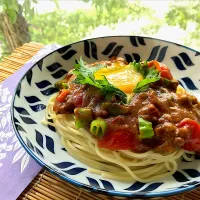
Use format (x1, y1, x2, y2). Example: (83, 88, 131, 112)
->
(42, 93, 195, 183)
(41, 57, 200, 183)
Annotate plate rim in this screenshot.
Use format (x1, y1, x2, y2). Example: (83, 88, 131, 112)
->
(11, 35, 200, 198)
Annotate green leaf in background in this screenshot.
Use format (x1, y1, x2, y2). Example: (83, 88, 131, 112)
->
(11, 0, 19, 12)
(31, 0, 38, 3)
(7, 8, 17, 23)
(51, 0, 59, 9)
(1, 0, 200, 60)
(23, 0, 31, 17)
(2, 0, 19, 23)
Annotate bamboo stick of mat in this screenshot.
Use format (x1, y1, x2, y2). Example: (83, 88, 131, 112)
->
(1, 42, 200, 200)
(0, 42, 44, 81)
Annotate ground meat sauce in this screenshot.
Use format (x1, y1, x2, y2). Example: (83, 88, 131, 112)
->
(53, 58, 200, 155)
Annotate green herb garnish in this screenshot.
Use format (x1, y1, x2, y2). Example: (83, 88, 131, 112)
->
(72, 58, 127, 104)
(131, 60, 148, 77)
(131, 61, 160, 93)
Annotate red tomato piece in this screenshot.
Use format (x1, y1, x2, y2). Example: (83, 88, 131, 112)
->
(159, 63, 173, 80)
(56, 89, 70, 103)
(148, 60, 161, 70)
(98, 131, 138, 150)
(148, 60, 173, 80)
(178, 118, 200, 152)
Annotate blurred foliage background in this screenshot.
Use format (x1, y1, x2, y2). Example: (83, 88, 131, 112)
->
(0, 0, 199, 61)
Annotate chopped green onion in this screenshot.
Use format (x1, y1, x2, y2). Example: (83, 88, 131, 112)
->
(90, 117, 107, 137)
(55, 80, 68, 89)
(75, 120, 84, 129)
(138, 117, 154, 139)
(163, 78, 171, 86)
(74, 108, 92, 128)
(62, 82, 68, 89)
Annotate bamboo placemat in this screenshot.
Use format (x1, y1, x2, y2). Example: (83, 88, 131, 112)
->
(1, 42, 200, 200)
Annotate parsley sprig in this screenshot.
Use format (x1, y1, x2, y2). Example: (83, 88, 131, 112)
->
(131, 61, 160, 93)
(72, 58, 127, 104)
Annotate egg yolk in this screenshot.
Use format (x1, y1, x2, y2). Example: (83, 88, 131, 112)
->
(94, 63, 143, 94)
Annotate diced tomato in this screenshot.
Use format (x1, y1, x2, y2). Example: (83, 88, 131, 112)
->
(148, 60, 173, 80)
(98, 130, 138, 150)
(178, 118, 200, 152)
(159, 63, 173, 80)
(148, 60, 161, 71)
(56, 89, 70, 103)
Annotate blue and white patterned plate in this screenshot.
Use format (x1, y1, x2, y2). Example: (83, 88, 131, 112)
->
(11, 36, 200, 199)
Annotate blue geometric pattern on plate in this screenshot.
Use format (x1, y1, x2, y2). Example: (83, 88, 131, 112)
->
(11, 36, 200, 199)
